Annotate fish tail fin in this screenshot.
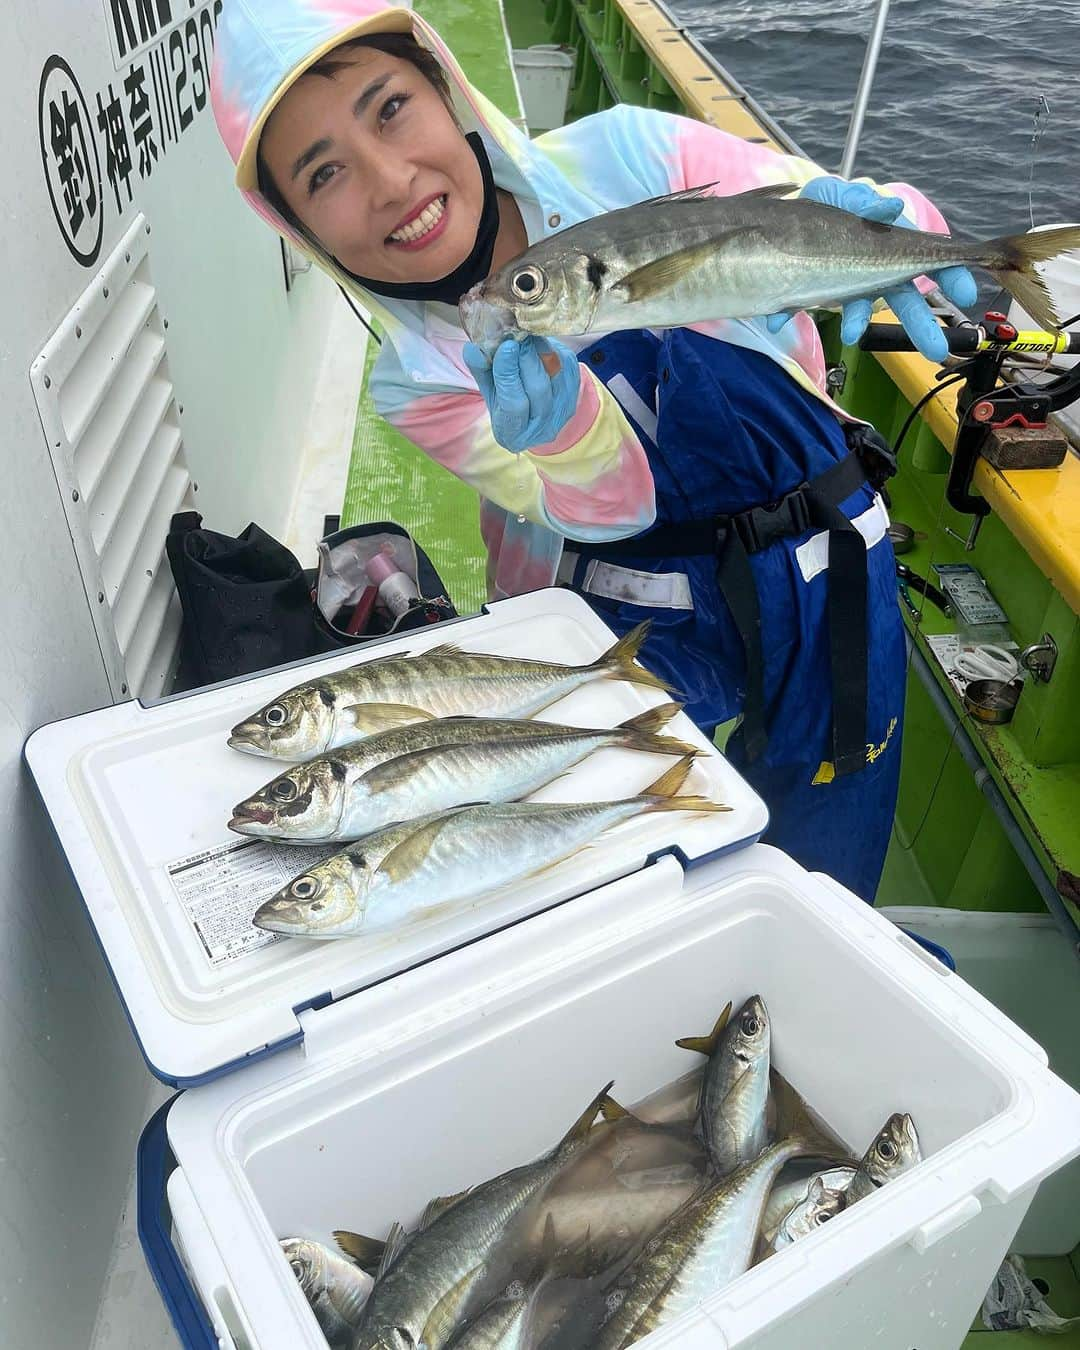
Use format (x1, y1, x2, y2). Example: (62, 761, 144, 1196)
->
(595, 622, 676, 695)
(616, 701, 701, 758)
(675, 1001, 733, 1057)
(977, 225, 1080, 331)
(557, 1080, 617, 1152)
(641, 755, 733, 815)
(774, 1076, 855, 1166)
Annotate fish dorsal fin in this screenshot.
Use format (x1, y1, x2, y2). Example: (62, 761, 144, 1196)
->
(558, 1080, 617, 1152)
(616, 229, 758, 304)
(420, 1264, 486, 1349)
(375, 1222, 409, 1280)
(598, 1095, 632, 1123)
(341, 702, 435, 736)
(418, 1189, 470, 1231)
(332, 1229, 386, 1276)
(675, 1001, 733, 1057)
(636, 180, 723, 207)
(374, 812, 465, 884)
(421, 641, 464, 658)
(731, 181, 800, 200)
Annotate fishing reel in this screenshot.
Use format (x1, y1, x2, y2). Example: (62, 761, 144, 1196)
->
(857, 315, 1080, 550)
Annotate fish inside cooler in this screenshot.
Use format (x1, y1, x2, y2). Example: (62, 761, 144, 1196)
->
(160, 846, 1080, 1350)
(268, 1019, 924, 1350)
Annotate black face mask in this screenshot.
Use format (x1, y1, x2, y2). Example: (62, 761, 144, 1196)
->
(344, 132, 500, 306)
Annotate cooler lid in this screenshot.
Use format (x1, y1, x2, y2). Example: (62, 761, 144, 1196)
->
(25, 588, 767, 1085)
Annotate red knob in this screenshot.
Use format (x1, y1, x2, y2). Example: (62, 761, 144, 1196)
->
(994, 322, 1018, 341)
(972, 400, 996, 422)
(984, 310, 1008, 323)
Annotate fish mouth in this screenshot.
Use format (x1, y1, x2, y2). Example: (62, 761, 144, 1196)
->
(227, 728, 268, 754)
(252, 899, 300, 932)
(459, 286, 514, 353)
(229, 802, 275, 831)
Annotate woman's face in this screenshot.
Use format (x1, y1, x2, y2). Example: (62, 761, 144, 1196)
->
(260, 46, 482, 283)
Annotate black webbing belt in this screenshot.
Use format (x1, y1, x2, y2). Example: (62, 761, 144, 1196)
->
(576, 453, 871, 777)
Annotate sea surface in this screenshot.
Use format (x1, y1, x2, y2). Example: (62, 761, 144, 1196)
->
(669, 0, 1079, 242)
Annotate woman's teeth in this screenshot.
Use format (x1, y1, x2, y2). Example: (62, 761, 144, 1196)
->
(389, 196, 446, 243)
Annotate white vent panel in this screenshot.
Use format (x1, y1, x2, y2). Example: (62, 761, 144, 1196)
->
(31, 214, 194, 700)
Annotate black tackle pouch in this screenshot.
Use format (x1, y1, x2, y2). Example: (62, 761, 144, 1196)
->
(166, 514, 457, 692)
(165, 512, 331, 689)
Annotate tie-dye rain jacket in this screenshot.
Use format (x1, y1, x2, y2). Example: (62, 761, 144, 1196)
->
(211, 0, 950, 600)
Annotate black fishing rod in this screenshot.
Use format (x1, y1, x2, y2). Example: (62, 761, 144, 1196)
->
(858, 312, 1080, 548)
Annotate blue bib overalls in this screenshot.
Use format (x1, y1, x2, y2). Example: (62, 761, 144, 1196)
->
(563, 329, 906, 900)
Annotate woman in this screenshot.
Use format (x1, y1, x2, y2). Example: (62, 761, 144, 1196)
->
(210, 0, 975, 899)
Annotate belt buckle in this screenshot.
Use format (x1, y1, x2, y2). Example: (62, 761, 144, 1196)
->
(731, 512, 759, 554)
(788, 485, 812, 535)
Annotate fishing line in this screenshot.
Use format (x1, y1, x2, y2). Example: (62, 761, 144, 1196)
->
(338, 285, 383, 345)
(1027, 95, 1052, 231)
(891, 708, 966, 853)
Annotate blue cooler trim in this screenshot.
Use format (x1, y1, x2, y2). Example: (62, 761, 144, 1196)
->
(900, 928, 957, 972)
(137, 1098, 219, 1350)
(653, 828, 767, 874)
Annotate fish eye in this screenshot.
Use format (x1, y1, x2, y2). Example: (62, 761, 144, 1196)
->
(291, 876, 320, 900)
(264, 704, 288, 727)
(510, 265, 546, 302)
(271, 778, 298, 802)
(741, 1013, 760, 1036)
(877, 1137, 898, 1160)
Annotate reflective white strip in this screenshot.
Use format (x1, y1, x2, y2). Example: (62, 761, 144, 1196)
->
(560, 492, 889, 608)
(582, 559, 693, 609)
(558, 551, 693, 609)
(795, 493, 891, 583)
(606, 373, 659, 442)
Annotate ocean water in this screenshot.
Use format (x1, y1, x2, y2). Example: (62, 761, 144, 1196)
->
(670, 0, 1079, 241)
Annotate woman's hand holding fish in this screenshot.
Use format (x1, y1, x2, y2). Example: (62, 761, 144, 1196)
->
(765, 176, 978, 363)
(463, 335, 581, 453)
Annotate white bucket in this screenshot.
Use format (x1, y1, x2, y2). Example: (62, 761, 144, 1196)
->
(513, 45, 575, 134)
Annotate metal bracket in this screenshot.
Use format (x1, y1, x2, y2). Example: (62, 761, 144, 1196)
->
(1020, 633, 1058, 684)
(280, 239, 312, 291)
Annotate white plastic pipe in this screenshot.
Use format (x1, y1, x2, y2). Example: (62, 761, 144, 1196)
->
(839, 0, 893, 179)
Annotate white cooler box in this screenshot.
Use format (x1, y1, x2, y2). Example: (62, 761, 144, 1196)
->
(26, 590, 1080, 1350)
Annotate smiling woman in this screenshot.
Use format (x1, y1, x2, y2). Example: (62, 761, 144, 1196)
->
(209, 0, 978, 904)
(256, 32, 529, 291)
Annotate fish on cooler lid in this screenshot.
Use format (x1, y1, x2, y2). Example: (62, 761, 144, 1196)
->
(228, 622, 673, 760)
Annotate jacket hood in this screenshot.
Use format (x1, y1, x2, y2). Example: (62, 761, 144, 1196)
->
(210, 0, 598, 385)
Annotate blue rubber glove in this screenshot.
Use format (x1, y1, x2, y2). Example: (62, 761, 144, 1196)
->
(462, 335, 581, 453)
(765, 175, 978, 363)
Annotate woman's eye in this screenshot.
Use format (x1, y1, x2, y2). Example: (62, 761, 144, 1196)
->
(379, 92, 411, 125)
(308, 163, 338, 195)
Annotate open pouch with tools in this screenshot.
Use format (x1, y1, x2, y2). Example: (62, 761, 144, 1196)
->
(24, 589, 1080, 1350)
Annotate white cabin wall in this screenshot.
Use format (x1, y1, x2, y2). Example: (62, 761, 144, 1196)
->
(1, 1, 344, 1344)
